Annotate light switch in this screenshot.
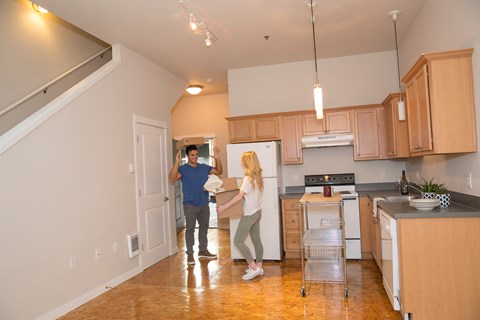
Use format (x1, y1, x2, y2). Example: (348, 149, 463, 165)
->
(128, 163, 135, 173)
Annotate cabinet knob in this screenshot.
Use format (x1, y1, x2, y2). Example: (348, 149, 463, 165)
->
(291, 218, 296, 223)
(292, 239, 296, 243)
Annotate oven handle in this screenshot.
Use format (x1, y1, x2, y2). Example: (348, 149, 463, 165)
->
(342, 197, 357, 201)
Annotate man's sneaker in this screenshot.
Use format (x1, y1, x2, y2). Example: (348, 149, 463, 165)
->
(245, 268, 264, 276)
(187, 254, 195, 265)
(242, 267, 263, 280)
(198, 250, 217, 259)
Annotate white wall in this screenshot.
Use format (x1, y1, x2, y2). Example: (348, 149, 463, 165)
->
(0, 45, 186, 320)
(400, 0, 480, 196)
(228, 51, 398, 116)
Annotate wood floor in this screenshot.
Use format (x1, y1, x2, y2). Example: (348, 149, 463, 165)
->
(59, 229, 402, 319)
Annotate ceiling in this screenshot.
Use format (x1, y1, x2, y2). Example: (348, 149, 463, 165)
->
(37, 0, 426, 96)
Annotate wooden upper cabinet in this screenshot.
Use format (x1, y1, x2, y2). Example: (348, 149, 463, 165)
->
(281, 115, 303, 164)
(301, 110, 351, 136)
(227, 115, 281, 143)
(382, 93, 410, 158)
(402, 48, 477, 155)
(353, 106, 386, 160)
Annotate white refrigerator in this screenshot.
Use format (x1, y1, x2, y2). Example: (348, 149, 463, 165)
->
(226, 141, 283, 261)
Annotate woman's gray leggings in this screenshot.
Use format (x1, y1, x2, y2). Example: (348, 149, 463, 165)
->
(234, 210, 263, 264)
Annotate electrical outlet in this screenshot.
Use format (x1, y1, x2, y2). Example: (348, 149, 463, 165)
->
(467, 173, 473, 189)
(416, 171, 420, 179)
(69, 256, 77, 269)
(379, 170, 385, 180)
(95, 248, 101, 260)
(293, 175, 298, 182)
(113, 242, 119, 253)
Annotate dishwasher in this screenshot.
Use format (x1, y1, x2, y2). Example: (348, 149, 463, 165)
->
(298, 193, 348, 298)
(379, 209, 401, 311)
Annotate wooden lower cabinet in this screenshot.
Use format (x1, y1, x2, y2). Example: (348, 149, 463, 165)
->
(397, 217, 480, 319)
(359, 196, 373, 258)
(282, 198, 301, 259)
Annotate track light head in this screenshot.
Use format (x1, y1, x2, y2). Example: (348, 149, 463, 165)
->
(205, 32, 212, 47)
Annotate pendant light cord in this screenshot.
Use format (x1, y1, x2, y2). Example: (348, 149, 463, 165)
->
(310, 0, 319, 84)
(393, 19, 401, 92)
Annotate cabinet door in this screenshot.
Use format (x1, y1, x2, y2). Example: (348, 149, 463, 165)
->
(405, 65, 433, 154)
(254, 116, 280, 140)
(353, 108, 383, 160)
(302, 110, 351, 136)
(326, 110, 351, 133)
(384, 94, 410, 158)
(281, 115, 303, 164)
(359, 197, 373, 255)
(282, 198, 301, 258)
(228, 119, 254, 142)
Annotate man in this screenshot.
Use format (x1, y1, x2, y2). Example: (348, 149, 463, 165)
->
(169, 144, 222, 265)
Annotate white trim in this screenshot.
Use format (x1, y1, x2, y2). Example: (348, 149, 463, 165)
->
(173, 133, 216, 140)
(0, 44, 122, 156)
(35, 266, 142, 320)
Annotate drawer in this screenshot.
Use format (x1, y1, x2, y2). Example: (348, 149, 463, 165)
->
(283, 199, 299, 211)
(284, 211, 300, 230)
(285, 231, 301, 250)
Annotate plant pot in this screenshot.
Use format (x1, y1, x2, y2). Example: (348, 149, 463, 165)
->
(435, 193, 451, 208)
(422, 192, 436, 200)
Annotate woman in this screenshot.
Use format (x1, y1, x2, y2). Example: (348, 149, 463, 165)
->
(216, 151, 264, 280)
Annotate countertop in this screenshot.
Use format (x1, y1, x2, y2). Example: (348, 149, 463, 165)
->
(281, 186, 480, 219)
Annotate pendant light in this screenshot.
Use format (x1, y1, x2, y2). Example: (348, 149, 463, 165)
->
(389, 10, 406, 121)
(309, 0, 324, 119)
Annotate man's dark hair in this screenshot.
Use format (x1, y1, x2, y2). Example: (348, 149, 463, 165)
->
(185, 145, 198, 155)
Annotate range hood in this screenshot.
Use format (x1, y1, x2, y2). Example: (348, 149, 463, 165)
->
(301, 134, 354, 148)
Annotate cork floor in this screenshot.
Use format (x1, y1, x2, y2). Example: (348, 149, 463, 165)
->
(59, 229, 402, 320)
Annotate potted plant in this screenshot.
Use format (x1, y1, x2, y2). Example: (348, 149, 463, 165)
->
(434, 184, 451, 208)
(420, 178, 441, 199)
(420, 178, 450, 207)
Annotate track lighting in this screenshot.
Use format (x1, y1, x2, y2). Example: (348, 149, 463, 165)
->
(205, 32, 212, 47)
(179, 1, 218, 48)
(189, 13, 197, 31)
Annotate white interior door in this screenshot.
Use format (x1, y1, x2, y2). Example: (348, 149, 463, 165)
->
(134, 117, 170, 269)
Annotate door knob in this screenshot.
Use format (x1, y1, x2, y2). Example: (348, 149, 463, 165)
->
(164, 197, 169, 201)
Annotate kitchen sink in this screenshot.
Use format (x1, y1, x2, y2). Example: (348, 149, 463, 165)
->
(384, 195, 419, 202)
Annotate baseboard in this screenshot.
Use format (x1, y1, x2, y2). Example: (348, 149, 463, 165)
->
(35, 265, 142, 320)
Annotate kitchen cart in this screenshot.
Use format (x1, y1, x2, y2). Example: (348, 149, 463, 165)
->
(298, 193, 348, 298)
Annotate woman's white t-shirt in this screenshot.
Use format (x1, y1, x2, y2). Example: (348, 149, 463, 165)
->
(240, 176, 262, 216)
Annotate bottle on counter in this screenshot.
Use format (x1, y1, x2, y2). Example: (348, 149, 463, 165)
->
(400, 170, 409, 195)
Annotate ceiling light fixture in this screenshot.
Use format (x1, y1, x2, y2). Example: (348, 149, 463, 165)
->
(186, 85, 204, 95)
(179, 0, 217, 48)
(309, 0, 324, 119)
(31, 2, 48, 13)
(390, 10, 406, 121)
(189, 13, 198, 31)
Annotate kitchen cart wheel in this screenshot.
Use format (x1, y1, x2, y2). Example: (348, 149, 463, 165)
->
(344, 288, 348, 298)
(300, 287, 306, 297)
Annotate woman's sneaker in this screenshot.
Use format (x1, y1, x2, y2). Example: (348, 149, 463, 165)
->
(242, 267, 263, 280)
(245, 268, 264, 276)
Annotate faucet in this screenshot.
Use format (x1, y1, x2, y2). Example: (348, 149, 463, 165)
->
(408, 183, 423, 194)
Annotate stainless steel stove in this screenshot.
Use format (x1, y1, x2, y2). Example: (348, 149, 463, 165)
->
(304, 173, 361, 259)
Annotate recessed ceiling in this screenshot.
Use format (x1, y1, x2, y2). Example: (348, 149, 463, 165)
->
(37, 0, 426, 96)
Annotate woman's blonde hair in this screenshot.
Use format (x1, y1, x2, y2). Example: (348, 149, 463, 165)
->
(241, 151, 264, 192)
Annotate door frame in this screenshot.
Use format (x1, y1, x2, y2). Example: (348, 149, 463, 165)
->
(133, 115, 177, 270)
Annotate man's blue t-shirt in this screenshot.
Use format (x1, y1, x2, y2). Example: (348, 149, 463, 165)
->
(178, 163, 212, 206)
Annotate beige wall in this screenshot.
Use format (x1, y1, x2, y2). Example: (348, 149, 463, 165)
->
(172, 93, 230, 178)
(227, 51, 398, 116)
(0, 45, 186, 320)
(0, 0, 108, 109)
(400, 0, 480, 196)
